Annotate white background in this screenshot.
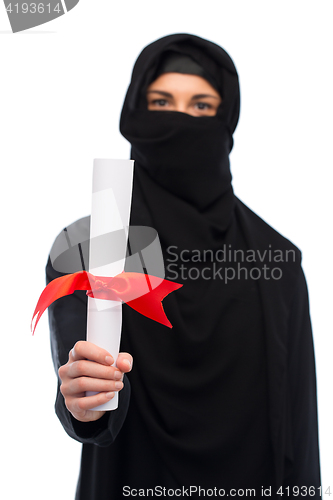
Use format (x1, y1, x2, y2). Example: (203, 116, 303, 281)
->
(1, 1, 332, 498)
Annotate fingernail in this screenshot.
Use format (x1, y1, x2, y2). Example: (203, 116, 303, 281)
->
(115, 381, 123, 389)
(124, 359, 132, 370)
(114, 370, 122, 380)
(106, 392, 115, 399)
(105, 356, 113, 364)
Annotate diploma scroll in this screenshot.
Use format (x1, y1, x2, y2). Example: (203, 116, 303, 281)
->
(86, 159, 134, 411)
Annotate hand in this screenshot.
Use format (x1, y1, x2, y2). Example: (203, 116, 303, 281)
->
(58, 341, 133, 423)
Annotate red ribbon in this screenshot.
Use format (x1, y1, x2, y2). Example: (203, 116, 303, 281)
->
(31, 271, 183, 333)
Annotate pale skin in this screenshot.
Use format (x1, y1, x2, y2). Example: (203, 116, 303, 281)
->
(58, 341, 133, 422)
(146, 72, 222, 116)
(59, 73, 221, 423)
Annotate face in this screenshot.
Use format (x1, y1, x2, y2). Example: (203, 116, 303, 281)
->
(146, 72, 222, 117)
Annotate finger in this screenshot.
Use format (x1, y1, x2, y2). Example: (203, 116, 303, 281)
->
(70, 391, 116, 413)
(69, 341, 114, 365)
(116, 352, 133, 373)
(68, 359, 121, 380)
(69, 409, 106, 423)
(65, 377, 123, 396)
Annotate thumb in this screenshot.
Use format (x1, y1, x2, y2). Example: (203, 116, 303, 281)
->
(116, 352, 133, 373)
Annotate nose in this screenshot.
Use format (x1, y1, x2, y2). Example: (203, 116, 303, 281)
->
(174, 100, 188, 114)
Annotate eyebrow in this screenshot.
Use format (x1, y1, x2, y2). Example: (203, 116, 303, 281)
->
(146, 90, 173, 98)
(146, 90, 220, 100)
(192, 93, 220, 100)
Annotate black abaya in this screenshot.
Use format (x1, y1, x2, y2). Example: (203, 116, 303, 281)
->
(47, 33, 321, 499)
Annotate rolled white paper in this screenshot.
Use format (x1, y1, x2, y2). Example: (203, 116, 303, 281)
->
(86, 159, 134, 411)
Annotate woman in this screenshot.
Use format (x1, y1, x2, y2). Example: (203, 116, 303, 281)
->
(47, 33, 321, 498)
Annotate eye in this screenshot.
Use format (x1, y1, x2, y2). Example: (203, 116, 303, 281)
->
(151, 99, 169, 107)
(194, 102, 212, 110)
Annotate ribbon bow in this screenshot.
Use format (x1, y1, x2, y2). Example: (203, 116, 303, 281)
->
(31, 271, 183, 333)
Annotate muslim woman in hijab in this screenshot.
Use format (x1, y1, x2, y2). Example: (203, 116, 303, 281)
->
(46, 33, 321, 499)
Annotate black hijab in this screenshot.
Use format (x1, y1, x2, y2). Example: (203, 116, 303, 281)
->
(46, 34, 320, 498)
(120, 33, 239, 219)
(117, 33, 275, 491)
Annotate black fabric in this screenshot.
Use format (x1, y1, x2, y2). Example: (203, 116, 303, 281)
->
(154, 51, 219, 91)
(47, 33, 321, 499)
